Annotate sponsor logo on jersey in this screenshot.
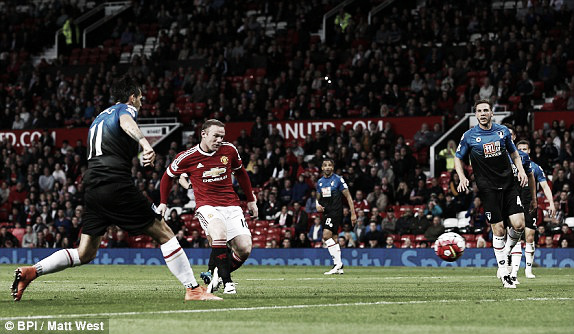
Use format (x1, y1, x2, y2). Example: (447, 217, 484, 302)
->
(476, 137, 481, 142)
(202, 167, 228, 183)
(483, 141, 501, 158)
(486, 212, 491, 221)
(221, 156, 229, 165)
(197, 163, 204, 168)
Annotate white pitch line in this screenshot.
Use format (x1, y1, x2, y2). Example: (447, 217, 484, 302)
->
(1, 297, 572, 321)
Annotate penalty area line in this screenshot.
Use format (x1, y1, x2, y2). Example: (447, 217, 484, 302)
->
(2, 297, 572, 321)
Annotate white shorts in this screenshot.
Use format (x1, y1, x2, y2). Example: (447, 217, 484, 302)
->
(195, 205, 251, 242)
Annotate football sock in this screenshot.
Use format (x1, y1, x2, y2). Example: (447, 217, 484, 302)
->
(207, 250, 216, 273)
(230, 251, 245, 273)
(325, 238, 342, 265)
(510, 242, 522, 277)
(493, 235, 508, 275)
(212, 239, 232, 284)
(161, 237, 198, 289)
(506, 227, 523, 250)
(35, 249, 81, 276)
(525, 242, 535, 273)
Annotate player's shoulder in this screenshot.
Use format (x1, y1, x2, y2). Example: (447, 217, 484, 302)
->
(220, 141, 239, 152)
(174, 145, 200, 161)
(116, 103, 138, 118)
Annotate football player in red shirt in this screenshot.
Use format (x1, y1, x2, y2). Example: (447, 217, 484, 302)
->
(158, 119, 257, 294)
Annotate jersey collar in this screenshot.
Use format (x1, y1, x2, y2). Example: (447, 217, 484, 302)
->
(197, 144, 216, 156)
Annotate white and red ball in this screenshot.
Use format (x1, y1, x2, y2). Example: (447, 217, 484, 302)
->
(434, 232, 466, 262)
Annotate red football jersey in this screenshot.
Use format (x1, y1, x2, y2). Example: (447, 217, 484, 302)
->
(166, 142, 242, 208)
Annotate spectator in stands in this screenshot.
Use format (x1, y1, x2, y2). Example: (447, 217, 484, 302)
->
(305, 190, 318, 214)
(292, 174, 310, 204)
(410, 179, 430, 205)
(401, 238, 413, 249)
(1, 226, 19, 248)
(543, 235, 554, 248)
(365, 222, 383, 248)
(274, 205, 293, 228)
(479, 77, 494, 100)
(424, 216, 445, 243)
(21, 226, 37, 248)
(559, 224, 574, 247)
(383, 236, 396, 248)
(466, 197, 487, 232)
(108, 230, 129, 248)
(413, 123, 432, 151)
(410, 210, 431, 235)
(278, 179, 294, 206)
(307, 216, 323, 244)
(394, 181, 410, 205)
(438, 140, 457, 171)
(293, 232, 311, 248)
(166, 209, 182, 235)
(353, 190, 370, 214)
(442, 193, 459, 219)
(396, 208, 415, 235)
(189, 229, 207, 248)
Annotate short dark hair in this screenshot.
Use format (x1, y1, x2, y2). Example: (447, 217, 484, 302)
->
(322, 158, 335, 166)
(473, 99, 492, 110)
(516, 140, 530, 148)
(503, 123, 514, 133)
(202, 119, 225, 131)
(111, 76, 140, 103)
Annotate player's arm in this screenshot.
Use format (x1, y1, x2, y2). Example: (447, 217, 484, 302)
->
(119, 114, 155, 167)
(540, 180, 556, 218)
(342, 188, 357, 226)
(454, 157, 469, 192)
(157, 171, 175, 216)
(510, 151, 528, 187)
(234, 166, 258, 219)
(315, 191, 324, 212)
(178, 173, 191, 190)
(528, 171, 537, 214)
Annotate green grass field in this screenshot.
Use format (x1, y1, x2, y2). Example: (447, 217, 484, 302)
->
(1, 265, 573, 334)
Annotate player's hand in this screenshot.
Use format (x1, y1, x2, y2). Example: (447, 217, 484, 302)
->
(517, 171, 528, 187)
(142, 146, 156, 167)
(247, 201, 258, 220)
(316, 203, 324, 212)
(547, 204, 556, 219)
(457, 176, 469, 193)
(529, 199, 537, 215)
(350, 213, 357, 227)
(156, 203, 167, 217)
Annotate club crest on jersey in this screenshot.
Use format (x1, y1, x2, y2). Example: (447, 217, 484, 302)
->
(220, 156, 229, 165)
(202, 167, 228, 183)
(486, 212, 492, 221)
(483, 141, 501, 158)
(497, 131, 504, 138)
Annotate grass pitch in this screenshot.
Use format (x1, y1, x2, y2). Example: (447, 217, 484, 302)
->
(1, 265, 573, 334)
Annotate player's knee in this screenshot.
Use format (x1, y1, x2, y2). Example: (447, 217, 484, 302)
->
(79, 249, 97, 264)
(235, 243, 252, 259)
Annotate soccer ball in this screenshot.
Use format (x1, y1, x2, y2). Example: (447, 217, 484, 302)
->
(434, 232, 466, 262)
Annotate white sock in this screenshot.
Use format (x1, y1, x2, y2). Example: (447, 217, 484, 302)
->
(161, 237, 198, 288)
(510, 242, 522, 277)
(506, 227, 523, 250)
(493, 235, 508, 275)
(525, 242, 535, 273)
(35, 249, 81, 276)
(324, 238, 342, 265)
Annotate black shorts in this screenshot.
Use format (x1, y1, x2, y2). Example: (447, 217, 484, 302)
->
(82, 182, 156, 237)
(480, 187, 524, 224)
(322, 213, 342, 233)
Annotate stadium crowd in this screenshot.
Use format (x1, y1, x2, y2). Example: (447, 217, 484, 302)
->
(1, 0, 574, 249)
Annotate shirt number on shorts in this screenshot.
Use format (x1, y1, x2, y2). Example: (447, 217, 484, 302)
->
(325, 218, 333, 228)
